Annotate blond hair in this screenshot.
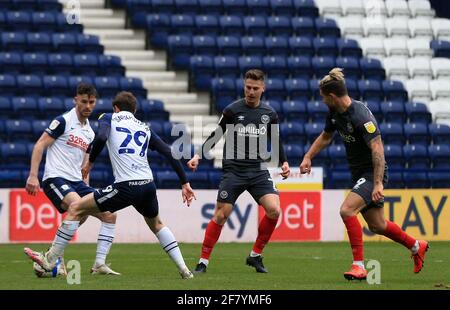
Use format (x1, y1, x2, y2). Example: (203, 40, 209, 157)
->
(319, 68, 347, 97)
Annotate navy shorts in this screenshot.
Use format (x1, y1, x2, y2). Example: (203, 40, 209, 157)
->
(42, 177, 94, 213)
(94, 179, 159, 218)
(217, 170, 278, 205)
(351, 170, 389, 212)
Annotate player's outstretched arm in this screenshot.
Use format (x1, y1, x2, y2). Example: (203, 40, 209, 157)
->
(26, 133, 55, 196)
(300, 131, 333, 174)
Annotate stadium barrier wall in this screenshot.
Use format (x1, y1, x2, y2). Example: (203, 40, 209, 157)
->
(1, 188, 449, 243)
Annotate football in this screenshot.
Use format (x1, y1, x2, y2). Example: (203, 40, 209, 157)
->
(33, 257, 67, 278)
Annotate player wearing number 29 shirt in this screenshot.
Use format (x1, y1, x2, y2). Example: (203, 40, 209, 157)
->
(299, 68, 429, 281)
(24, 91, 196, 279)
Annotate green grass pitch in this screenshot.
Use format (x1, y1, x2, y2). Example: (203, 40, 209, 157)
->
(1, 242, 449, 290)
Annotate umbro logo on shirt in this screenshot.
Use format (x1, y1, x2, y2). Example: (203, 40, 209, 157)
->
(237, 116, 245, 121)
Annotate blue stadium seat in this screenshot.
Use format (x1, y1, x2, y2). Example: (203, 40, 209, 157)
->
(193, 35, 217, 57)
(313, 37, 338, 57)
(428, 144, 450, 169)
(0, 169, 23, 187)
(12, 97, 37, 118)
(429, 171, 450, 188)
(31, 120, 48, 139)
(17, 75, 42, 97)
(55, 12, 83, 33)
(47, 53, 72, 75)
(344, 78, 360, 99)
(52, 33, 77, 52)
(243, 16, 269, 37)
(217, 35, 241, 56)
(0, 74, 16, 97)
(284, 144, 303, 165)
(293, 0, 319, 17)
(93, 99, 113, 119)
(77, 34, 103, 54)
(384, 144, 404, 169)
(282, 100, 307, 122)
(95, 76, 119, 98)
(386, 171, 404, 189)
(360, 58, 385, 81)
(404, 123, 430, 145)
(89, 171, 107, 188)
(264, 78, 285, 102)
(405, 102, 431, 124)
(190, 55, 214, 90)
(238, 55, 263, 73)
(265, 36, 289, 57)
(2, 32, 27, 52)
(431, 40, 450, 58)
(32, 12, 56, 32)
(208, 170, 223, 189)
(337, 38, 362, 58)
(288, 37, 314, 57)
(0, 97, 12, 119)
(120, 77, 147, 98)
(307, 100, 328, 123)
(223, 0, 247, 16)
(291, 17, 315, 38)
(139, 99, 169, 121)
(171, 14, 196, 35)
(315, 17, 340, 38)
(175, 0, 200, 15)
(382, 80, 408, 102)
(365, 100, 382, 122)
(330, 170, 352, 189)
(68, 75, 93, 91)
(336, 57, 361, 80)
(212, 78, 236, 112)
(64, 97, 75, 111)
(199, 0, 223, 16)
(152, 0, 176, 14)
(270, 0, 294, 17)
(247, 0, 271, 16)
(38, 97, 64, 118)
(309, 78, 320, 99)
(403, 171, 430, 189)
(14, 0, 38, 11)
(6, 119, 33, 141)
(0, 119, 5, 140)
(39, 0, 62, 12)
(312, 56, 335, 78)
(149, 121, 164, 137)
(287, 56, 313, 79)
(280, 122, 305, 144)
(328, 144, 347, 169)
(265, 100, 282, 115)
(0, 52, 22, 74)
(219, 15, 244, 36)
(73, 54, 99, 76)
(167, 34, 192, 69)
(146, 13, 171, 48)
(380, 101, 406, 123)
(156, 171, 181, 188)
(195, 15, 220, 35)
(403, 144, 429, 169)
(185, 171, 210, 188)
(267, 16, 291, 37)
(43, 75, 69, 97)
(380, 123, 404, 145)
(23, 53, 48, 76)
(285, 79, 310, 102)
(429, 123, 450, 144)
(263, 56, 288, 79)
(241, 36, 265, 56)
(99, 55, 125, 76)
(214, 56, 239, 78)
(358, 79, 383, 101)
(6, 11, 31, 32)
(304, 122, 324, 143)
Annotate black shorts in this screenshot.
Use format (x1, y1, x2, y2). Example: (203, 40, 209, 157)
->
(351, 170, 389, 211)
(42, 177, 94, 213)
(94, 179, 159, 218)
(217, 170, 278, 205)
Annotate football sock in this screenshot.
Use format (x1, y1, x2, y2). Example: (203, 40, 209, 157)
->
(343, 216, 364, 261)
(252, 215, 278, 254)
(250, 250, 260, 257)
(48, 220, 80, 263)
(199, 258, 209, 266)
(353, 261, 365, 269)
(200, 220, 223, 260)
(95, 222, 115, 267)
(411, 240, 420, 254)
(382, 220, 416, 250)
(156, 226, 186, 270)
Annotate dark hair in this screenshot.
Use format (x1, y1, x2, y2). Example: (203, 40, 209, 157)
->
(319, 68, 348, 97)
(112, 91, 137, 113)
(76, 83, 98, 98)
(245, 69, 265, 82)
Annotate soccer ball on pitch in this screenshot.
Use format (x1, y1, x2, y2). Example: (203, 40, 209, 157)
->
(33, 257, 67, 278)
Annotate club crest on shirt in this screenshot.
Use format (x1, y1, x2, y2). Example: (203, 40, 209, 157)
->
(261, 115, 270, 124)
(346, 122, 353, 133)
(364, 121, 376, 133)
(220, 190, 228, 199)
(49, 119, 60, 130)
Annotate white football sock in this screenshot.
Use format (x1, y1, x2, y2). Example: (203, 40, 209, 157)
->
(156, 226, 187, 270)
(353, 261, 365, 269)
(250, 250, 261, 257)
(95, 222, 115, 267)
(199, 258, 209, 266)
(411, 240, 419, 254)
(48, 220, 80, 263)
